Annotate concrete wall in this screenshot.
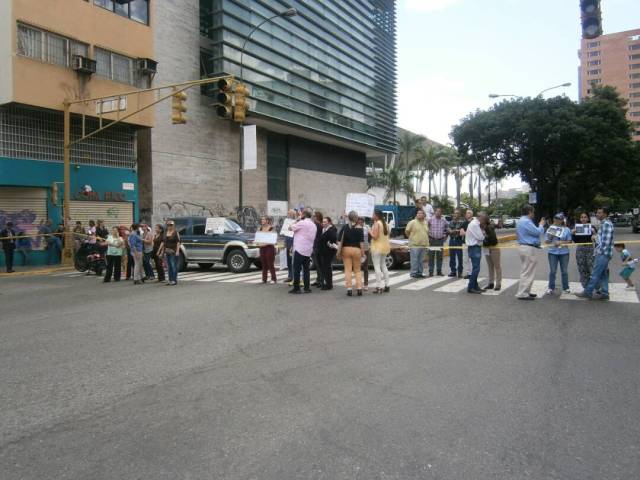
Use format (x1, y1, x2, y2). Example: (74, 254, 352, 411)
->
(148, 0, 267, 223)
(289, 168, 367, 220)
(0, 1, 12, 105)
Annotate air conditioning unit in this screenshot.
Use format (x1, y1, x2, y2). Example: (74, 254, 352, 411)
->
(72, 55, 97, 75)
(138, 58, 158, 75)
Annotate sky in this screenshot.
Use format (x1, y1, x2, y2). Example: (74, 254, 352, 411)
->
(397, 0, 640, 149)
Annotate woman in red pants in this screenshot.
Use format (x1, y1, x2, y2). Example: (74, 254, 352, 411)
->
(258, 216, 277, 284)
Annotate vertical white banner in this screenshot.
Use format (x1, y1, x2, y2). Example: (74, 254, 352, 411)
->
(242, 125, 257, 170)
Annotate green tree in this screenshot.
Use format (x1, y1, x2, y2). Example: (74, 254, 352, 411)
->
(451, 86, 640, 216)
(413, 145, 446, 199)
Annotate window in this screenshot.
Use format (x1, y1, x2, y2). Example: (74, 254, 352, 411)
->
(588, 60, 601, 66)
(590, 79, 602, 84)
(630, 102, 640, 108)
(630, 44, 640, 51)
(630, 54, 640, 60)
(630, 63, 640, 69)
(631, 82, 640, 89)
(588, 69, 601, 75)
(630, 92, 640, 98)
(94, 0, 149, 25)
(629, 111, 640, 117)
(587, 41, 600, 48)
(588, 51, 601, 57)
(17, 23, 88, 68)
(95, 47, 137, 86)
(631, 73, 640, 79)
(630, 35, 640, 41)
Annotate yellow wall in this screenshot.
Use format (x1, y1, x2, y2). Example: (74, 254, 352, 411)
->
(10, 0, 156, 127)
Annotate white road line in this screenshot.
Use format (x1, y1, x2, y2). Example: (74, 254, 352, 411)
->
(180, 273, 222, 282)
(218, 272, 268, 283)
(480, 278, 519, 296)
(386, 273, 413, 286)
(435, 278, 486, 293)
(198, 271, 262, 283)
(52, 272, 83, 277)
(529, 280, 549, 299)
(398, 275, 450, 291)
(560, 282, 639, 303)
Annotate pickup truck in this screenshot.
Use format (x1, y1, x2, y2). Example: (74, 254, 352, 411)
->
(375, 204, 418, 238)
(170, 216, 260, 273)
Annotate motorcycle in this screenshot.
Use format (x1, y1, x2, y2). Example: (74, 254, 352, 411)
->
(74, 243, 106, 276)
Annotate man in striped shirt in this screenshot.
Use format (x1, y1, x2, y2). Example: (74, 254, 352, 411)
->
(576, 207, 614, 300)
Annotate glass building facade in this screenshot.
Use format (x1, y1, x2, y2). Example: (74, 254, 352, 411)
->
(200, 0, 397, 153)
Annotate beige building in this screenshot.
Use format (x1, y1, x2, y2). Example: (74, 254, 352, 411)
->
(579, 28, 640, 141)
(0, 0, 155, 266)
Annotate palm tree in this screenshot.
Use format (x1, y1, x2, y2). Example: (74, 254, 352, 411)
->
(437, 147, 458, 201)
(398, 130, 426, 172)
(413, 145, 446, 199)
(453, 163, 468, 208)
(368, 163, 415, 205)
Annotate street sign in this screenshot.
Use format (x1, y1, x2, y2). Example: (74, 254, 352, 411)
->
(528, 192, 538, 204)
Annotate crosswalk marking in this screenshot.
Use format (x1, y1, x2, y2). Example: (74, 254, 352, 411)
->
(398, 275, 450, 291)
(37, 269, 640, 303)
(434, 277, 484, 293)
(480, 278, 519, 296)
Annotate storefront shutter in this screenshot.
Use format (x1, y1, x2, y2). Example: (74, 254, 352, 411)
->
(69, 201, 134, 230)
(0, 187, 48, 250)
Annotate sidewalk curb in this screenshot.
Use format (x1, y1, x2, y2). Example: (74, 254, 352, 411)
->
(0, 266, 74, 278)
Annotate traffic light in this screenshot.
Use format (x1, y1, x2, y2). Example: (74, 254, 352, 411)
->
(171, 87, 187, 124)
(216, 78, 233, 119)
(233, 82, 250, 123)
(580, 0, 602, 39)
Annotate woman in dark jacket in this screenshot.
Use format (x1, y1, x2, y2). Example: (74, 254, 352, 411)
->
(153, 224, 166, 283)
(317, 217, 338, 290)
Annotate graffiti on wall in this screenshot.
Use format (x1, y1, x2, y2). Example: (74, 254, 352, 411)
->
(0, 209, 44, 249)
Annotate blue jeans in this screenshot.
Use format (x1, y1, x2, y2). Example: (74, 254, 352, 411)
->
(45, 238, 62, 264)
(467, 245, 482, 291)
(293, 251, 310, 291)
(449, 237, 463, 274)
(548, 253, 570, 291)
(143, 251, 155, 279)
(166, 254, 178, 283)
(410, 247, 426, 276)
(585, 254, 610, 297)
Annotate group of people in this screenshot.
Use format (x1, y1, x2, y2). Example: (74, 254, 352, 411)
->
(98, 221, 181, 286)
(257, 208, 392, 296)
(515, 205, 636, 301)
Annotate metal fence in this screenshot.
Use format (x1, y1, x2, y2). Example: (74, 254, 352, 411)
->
(0, 105, 137, 169)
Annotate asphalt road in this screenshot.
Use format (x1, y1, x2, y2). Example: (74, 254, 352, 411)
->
(1, 231, 639, 479)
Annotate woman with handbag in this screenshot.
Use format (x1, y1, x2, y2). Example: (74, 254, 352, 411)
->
(337, 210, 365, 297)
(159, 220, 181, 286)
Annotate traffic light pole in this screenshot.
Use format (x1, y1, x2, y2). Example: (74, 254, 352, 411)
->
(60, 75, 234, 266)
(239, 122, 244, 212)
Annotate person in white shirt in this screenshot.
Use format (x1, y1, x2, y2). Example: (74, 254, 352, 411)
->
(465, 212, 486, 294)
(419, 196, 434, 221)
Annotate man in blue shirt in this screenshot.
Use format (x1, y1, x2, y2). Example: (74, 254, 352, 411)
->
(515, 204, 546, 300)
(576, 207, 614, 300)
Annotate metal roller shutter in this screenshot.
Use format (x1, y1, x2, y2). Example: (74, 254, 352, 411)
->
(0, 187, 48, 250)
(69, 201, 134, 230)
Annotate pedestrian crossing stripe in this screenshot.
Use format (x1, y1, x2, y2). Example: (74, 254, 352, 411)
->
(44, 269, 639, 303)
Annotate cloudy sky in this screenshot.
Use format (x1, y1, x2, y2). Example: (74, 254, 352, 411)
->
(397, 0, 640, 145)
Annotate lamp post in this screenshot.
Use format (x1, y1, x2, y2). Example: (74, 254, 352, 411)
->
(237, 8, 297, 212)
(488, 82, 572, 100)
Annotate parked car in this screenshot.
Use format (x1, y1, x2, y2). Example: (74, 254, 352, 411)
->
(502, 216, 516, 228)
(490, 217, 503, 228)
(611, 214, 631, 228)
(170, 217, 260, 273)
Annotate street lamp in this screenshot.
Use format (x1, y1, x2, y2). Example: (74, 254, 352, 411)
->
(488, 82, 572, 100)
(237, 8, 297, 212)
(536, 82, 571, 97)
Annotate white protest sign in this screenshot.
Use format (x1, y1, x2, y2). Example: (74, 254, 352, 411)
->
(254, 231, 277, 245)
(346, 193, 375, 218)
(267, 201, 288, 217)
(634, 208, 640, 215)
(205, 217, 226, 234)
(546, 225, 563, 238)
(242, 125, 257, 170)
(574, 223, 592, 236)
(280, 218, 295, 238)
